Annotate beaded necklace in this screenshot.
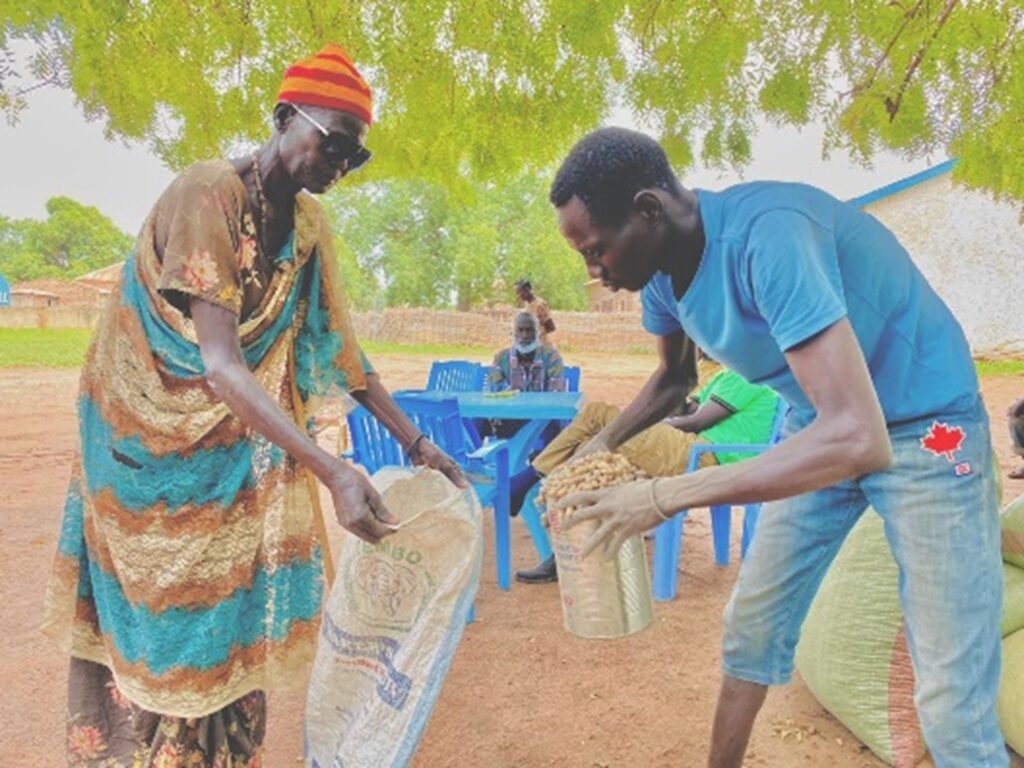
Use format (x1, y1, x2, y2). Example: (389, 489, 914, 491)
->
(250, 152, 270, 256)
(240, 152, 276, 291)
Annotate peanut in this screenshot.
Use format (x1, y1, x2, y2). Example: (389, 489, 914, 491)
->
(538, 451, 647, 521)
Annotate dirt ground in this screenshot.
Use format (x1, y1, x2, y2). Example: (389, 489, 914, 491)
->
(1, 352, 1021, 768)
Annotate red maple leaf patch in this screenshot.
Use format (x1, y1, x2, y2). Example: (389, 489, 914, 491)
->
(920, 421, 965, 462)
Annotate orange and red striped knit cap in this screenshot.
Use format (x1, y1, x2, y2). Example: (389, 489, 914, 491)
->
(277, 44, 373, 125)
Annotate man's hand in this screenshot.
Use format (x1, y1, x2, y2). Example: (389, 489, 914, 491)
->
(663, 415, 696, 433)
(573, 433, 614, 461)
(556, 478, 668, 559)
(410, 438, 471, 489)
(326, 464, 399, 543)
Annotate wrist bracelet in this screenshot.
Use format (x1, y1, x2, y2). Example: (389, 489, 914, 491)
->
(648, 477, 671, 521)
(405, 433, 427, 459)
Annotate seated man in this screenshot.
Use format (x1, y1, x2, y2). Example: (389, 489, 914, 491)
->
(515, 365, 780, 583)
(483, 311, 566, 439)
(488, 311, 565, 393)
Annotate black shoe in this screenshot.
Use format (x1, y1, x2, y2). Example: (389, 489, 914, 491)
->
(515, 556, 557, 584)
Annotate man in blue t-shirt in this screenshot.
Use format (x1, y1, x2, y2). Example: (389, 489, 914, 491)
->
(547, 128, 1005, 768)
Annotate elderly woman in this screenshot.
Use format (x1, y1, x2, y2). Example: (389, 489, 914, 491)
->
(43, 44, 465, 767)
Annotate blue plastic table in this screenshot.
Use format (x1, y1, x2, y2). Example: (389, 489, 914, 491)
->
(398, 390, 583, 567)
(396, 390, 583, 474)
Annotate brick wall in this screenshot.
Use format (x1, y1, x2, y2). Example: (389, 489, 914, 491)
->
(0, 305, 652, 352)
(350, 308, 651, 352)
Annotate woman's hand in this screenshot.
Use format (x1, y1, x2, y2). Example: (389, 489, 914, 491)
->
(557, 478, 670, 559)
(410, 437, 470, 489)
(325, 463, 399, 543)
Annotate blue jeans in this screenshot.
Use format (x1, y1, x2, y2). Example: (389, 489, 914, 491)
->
(722, 397, 1006, 767)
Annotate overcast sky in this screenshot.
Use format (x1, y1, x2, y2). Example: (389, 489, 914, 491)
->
(0, 83, 943, 234)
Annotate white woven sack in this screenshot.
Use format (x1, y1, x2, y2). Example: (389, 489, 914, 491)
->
(305, 468, 482, 768)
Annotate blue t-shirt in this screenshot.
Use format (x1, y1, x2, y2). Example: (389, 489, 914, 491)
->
(641, 182, 978, 426)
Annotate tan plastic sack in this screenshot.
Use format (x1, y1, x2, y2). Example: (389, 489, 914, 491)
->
(795, 510, 926, 768)
(797, 508, 1024, 766)
(997, 628, 1024, 756)
(1002, 494, 1024, 568)
(304, 468, 482, 768)
(1003, 563, 1024, 637)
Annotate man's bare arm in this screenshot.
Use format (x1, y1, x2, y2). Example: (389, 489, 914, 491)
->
(657, 319, 891, 508)
(585, 330, 697, 452)
(664, 399, 733, 434)
(559, 320, 893, 557)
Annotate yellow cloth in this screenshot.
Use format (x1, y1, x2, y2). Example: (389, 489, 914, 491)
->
(532, 402, 716, 478)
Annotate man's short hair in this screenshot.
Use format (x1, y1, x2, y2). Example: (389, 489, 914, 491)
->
(515, 278, 532, 292)
(549, 127, 680, 228)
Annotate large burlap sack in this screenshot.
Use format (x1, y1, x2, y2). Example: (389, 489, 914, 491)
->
(795, 510, 926, 768)
(1003, 562, 1024, 637)
(997, 628, 1024, 755)
(304, 468, 482, 768)
(1002, 494, 1024, 568)
(796, 507, 1024, 766)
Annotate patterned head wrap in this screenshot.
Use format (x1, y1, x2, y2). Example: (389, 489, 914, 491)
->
(277, 43, 373, 125)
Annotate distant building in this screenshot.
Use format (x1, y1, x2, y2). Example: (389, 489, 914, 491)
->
(11, 289, 60, 308)
(11, 277, 109, 307)
(585, 279, 640, 313)
(75, 261, 124, 297)
(850, 160, 1023, 356)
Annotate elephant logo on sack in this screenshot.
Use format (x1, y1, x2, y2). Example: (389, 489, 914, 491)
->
(354, 555, 418, 618)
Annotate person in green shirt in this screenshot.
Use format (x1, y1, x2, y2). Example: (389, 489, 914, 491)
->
(515, 363, 780, 583)
(664, 368, 780, 465)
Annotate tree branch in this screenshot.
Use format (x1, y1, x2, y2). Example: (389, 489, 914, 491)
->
(843, 0, 925, 98)
(637, 0, 664, 55)
(885, 0, 960, 120)
(13, 73, 64, 98)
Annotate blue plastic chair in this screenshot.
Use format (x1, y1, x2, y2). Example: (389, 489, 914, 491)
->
(651, 399, 789, 602)
(562, 365, 581, 393)
(427, 361, 487, 392)
(427, 360, 487, 447)
(345, 405, 406, 471)
(345, 396, 514, 591)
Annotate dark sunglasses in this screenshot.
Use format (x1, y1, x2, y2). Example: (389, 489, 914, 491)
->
(290, 103, 373, 172)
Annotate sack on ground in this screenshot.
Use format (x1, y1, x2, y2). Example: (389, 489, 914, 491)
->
(1002, 494, 1024, 568)
(796, 505, 1024, 765)
(998, 628, 1024, 755)
(795, 510, 925, 768)
(305, 468, 482, 768)
(1003, 562, 1024, 637)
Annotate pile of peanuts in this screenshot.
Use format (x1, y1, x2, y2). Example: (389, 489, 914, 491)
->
(538, 451, 648, 518)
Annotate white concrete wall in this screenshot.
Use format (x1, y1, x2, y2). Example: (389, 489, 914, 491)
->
(865, 174, 1024, 356)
